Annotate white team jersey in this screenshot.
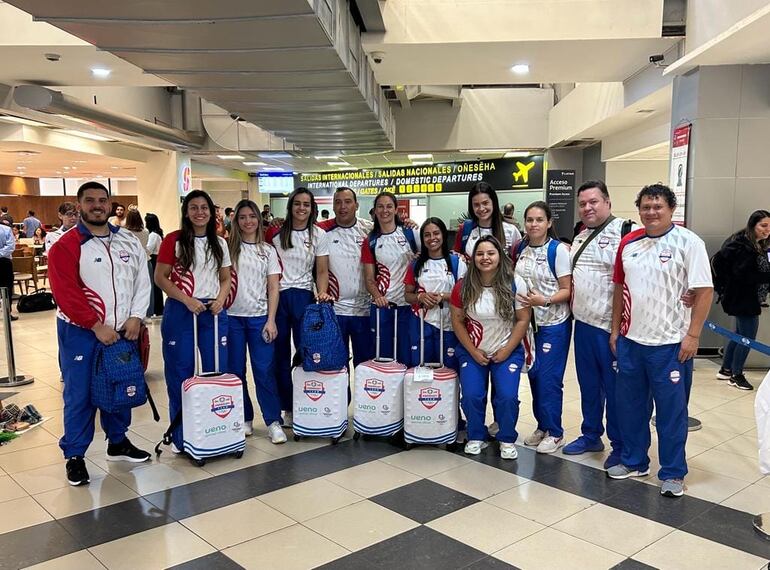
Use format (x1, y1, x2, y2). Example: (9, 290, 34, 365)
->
(361, 227, 420, 306)
(227, 242, 281, 317)
(461, 222, 521, 258)
(450, 276, 528, 355)
(269, 227, 330, 292)
(514, 239, 571, 326)
(44, 226, 68, 252)
(322, 218, 373, 317)
(158, 231, 231, 300)
(614, 225, 713, 346)
(147, 232, 161, 256)
(405, 256, 467, 331)
(571, 218, 637, 332)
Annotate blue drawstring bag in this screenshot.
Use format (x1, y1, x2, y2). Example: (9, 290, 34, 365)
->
(91, 338, 147, 413)
(300, 302, 347, 372)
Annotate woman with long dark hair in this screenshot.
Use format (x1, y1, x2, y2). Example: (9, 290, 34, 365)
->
(145, 213, 164, 317)
(714, 209, 770, 390)
(450, 236, 531, 458)
(362, 191, 420, 364)
(514, 200, 573, 454)
(405, 217, 465, 369)
(265, 187, 331, 425)
(155, 190, 231, 452)
(226, 199, 285, 443)
(454, 182, 521, 259)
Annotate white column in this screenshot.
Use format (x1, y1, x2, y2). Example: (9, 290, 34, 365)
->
(136, 151, 189, 234)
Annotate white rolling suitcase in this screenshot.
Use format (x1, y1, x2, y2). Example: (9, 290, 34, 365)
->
(158, 313, 246, 467)
(403, 304, 459, 448)
(352, 304, 406, 439)
(292, 367, 349, 443)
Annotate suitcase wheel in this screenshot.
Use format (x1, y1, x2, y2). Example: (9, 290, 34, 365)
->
(331, 436, 341, 445)
(445, 442, 460, 453)
(353, 431, 361, 441)
(293, 434, 301, 442)
(233, 450, 244, 459)
(193, 458, 206, 467)
(404, 443, 414, 451)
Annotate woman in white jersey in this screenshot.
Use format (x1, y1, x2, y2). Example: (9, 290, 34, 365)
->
(454, 182, 521, 259)
(265, 187, 331, 425)
(362, 191, 420, 365)
(156, 190, 231, 452)
(450, 236, 531, 459)
(513, 201, 573, 454)
(405, 217, 466, 369)
(226, 200, 286, 444)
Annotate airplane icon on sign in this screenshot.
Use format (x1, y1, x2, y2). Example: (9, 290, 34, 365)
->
(513, 161, 535, 183)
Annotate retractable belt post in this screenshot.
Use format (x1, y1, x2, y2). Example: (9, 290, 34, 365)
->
(0, 287, 33, 387)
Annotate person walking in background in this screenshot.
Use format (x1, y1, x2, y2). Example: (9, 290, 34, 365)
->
(0, 217, 15, 320)
(22, 210, 41, 238)
(145, 213, 164, 318)
(45, 202, 78, 253)
(0, 206, 13, 226)
(713, 209, 770, 390)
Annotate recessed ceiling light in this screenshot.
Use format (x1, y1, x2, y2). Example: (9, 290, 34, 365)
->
(261, 167, 285, 171)
(314, 154, 339, 160)
(242, 161, 267, 166)
(258, 152, 293, 159)
(59, 129, 114, 142)
(327, 161, 349, 166)
(62, 166, 71, 170)
(91, 68, 111, 78)
(408, 153, 433, 161)
(337, 167, 357, 171)
(411, 161, 433, 166)
(217, 154, 244, 160)
(511, 64, 530, 74)
(504, 151, 531, 158)
(73, 160, 87, 164)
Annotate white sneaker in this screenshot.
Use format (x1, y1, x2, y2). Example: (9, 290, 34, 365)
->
(282, 412, 293, 428)
(537, 434, 564, 454)
(523, 429, 546, 446)
(464, 440, 488, 455)
(500, 442, 518, 460)
(243, 421, 253, 437)
(170, 442, 182, 454)
(268, 421, 287, 444)
(488, 422, 500, 437)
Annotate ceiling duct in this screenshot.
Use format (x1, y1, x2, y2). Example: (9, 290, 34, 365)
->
(8, 0, 394, 152)
(13, 84, 205, 150)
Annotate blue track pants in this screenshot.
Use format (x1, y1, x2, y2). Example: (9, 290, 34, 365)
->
(274, 287, 314, 411)
(337, 314, 374, 368)
(369, 304, 413, 366)
(528, 319, 572, 438)
(409, 316, 458, 370)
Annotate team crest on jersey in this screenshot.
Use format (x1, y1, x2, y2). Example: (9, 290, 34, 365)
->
(303, 380, 326, 401)
(355, 236, 364, 247)
(598, 236, 611, 248)
(257, 250, 269, 261)
(418, 387, 441, 409)
(364, 378, 385, 399)
(397, 236, 407, 247)
(118, 250, 130, 262)
(669, 370, 681, 384)
(659, 249, 673, 263)
(303, 239, 312, 249)
(211, 395, 235, 418)
(536, 254, 547, 264)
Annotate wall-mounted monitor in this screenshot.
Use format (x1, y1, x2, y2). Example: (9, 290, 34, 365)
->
(258, 172, 294, 194)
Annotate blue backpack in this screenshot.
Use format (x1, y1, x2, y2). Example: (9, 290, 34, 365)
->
(412, 254, 461, 287)
(368, 227, 418, 261)
(300, 302, 348, 371)
(91, 338, 147, 413)
(513, 239, 559, 279)
(458, 221, 476, 255)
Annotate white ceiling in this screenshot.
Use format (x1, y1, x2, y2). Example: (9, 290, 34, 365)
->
(0, 140, 139, 178)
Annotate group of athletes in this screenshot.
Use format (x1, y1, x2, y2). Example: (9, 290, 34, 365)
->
(50, 179, 713, 497)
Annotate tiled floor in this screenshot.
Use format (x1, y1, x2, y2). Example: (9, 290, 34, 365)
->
(1, 311, 770, 569)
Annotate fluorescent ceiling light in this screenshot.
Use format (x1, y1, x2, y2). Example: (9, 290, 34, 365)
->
(0, 115, 50, 128)
(258, 152, 292, 159)
(408, 153, 433, 160)
(59, 129, 114, 142)
(504, 151, 531, 158)
(242, 161, 267, 166)
(261, 167, 285, 171)
(411, 161, 433, 166)
(511, 64, 530, 74)
(91, 68, 112, 78)
(337, 167, 357, 171)
(327, 161, 349, 166)
(217, 154, 244, 160)
(314, 154, 339, 160)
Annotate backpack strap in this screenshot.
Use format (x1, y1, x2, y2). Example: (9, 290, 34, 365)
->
(404, 227, 418, 254)
(621, 219, 634, 237)
(547, 239, 559, 280)
(368, 233, 379, 266)
(449, 254, 460, 282)
(460, 222, 474, 254)
(511, 239, 527, 266)
(155, 409, 182, 456)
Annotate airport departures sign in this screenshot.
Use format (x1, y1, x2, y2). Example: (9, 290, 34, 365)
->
(294, 155, 544, 196)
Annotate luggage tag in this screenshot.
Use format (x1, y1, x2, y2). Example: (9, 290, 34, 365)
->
(413, 366, 434, 383)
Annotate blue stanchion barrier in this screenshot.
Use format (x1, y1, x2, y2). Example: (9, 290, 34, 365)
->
(704, 320, 770, 357)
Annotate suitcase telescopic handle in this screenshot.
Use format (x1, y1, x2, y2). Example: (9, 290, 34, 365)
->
(419, 301, 445, 368)
(375, 302, 399, 361)
(192, 309, 219, 376)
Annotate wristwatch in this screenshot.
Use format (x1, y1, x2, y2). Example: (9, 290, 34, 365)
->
(543, 297, 552, 308)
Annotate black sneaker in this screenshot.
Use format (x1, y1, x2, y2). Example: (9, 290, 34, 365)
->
(66, 456, 90, 486)
(106, 438, 152, 463)
(716, 367, 732, 381)
(729, 374, 754, 391)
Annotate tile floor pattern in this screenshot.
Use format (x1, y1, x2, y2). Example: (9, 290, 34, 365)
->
(0, 311, 769, 569)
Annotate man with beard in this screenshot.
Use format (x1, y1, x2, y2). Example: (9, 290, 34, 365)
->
(108, 203, 127, 227)
(48, 181, 152, 486)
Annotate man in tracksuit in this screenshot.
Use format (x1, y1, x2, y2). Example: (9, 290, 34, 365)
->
(563, 181, 636, 468)
(48, 181, 152, 486)
(608, 184, 713, 498)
